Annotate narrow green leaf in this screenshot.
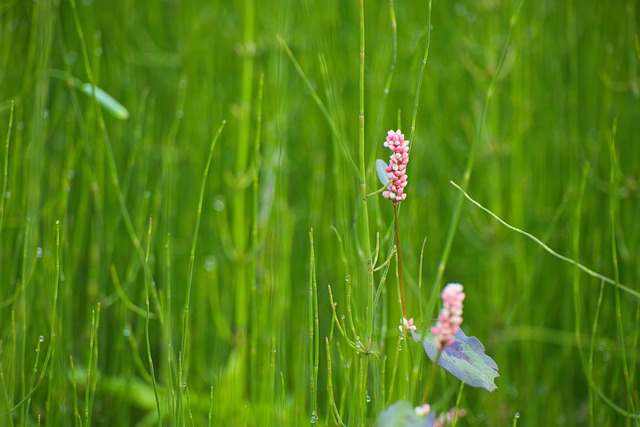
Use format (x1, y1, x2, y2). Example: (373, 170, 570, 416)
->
(376, 159, 389, 187)
(80, 83, 130, 120)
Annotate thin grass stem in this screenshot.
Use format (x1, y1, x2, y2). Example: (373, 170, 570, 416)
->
(179, 121, 225, 413)
(451, 181, 640, 300)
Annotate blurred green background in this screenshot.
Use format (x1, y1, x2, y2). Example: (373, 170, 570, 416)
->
(1, 0, 639, 425)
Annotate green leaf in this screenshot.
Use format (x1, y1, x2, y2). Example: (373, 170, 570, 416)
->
(376, 159, 389, 187)
(411, 328, 499, 392)
(80, 83, 130, 120)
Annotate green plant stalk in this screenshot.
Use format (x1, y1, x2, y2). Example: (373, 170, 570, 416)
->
(358, 0, 376, 351)
(451, 381, 465, 427)
(45, 221, 61, 423)
(368, 0, 397, 166)
(0, 100, 12, 236)
(162, 76, 188, 418)
(409, 0, 432, 143)
(0, 101, 12, 413)
(23, 0, 55, 294)
(24, 337, 42, 422)
(325, 337, 346, 427)
(572, 164, 589, 413)
(144, 216, 161, 422)
(431, 1, 523, 314)
(250, 73, 264, 404)
(179, 121, 225, 415)
(19, 219, 29, 425)
(587, 287, 604, 425)
(608, 122, 638, 422)
(418, 237, 428, 323)
(208, 386, 214, 427)
(308, 229, 319, 423)
(85, 304, 100, 425)
(69, 356, 81, 424)
(232, 0, 256, 366)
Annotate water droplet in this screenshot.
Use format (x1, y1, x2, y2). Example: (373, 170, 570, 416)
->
(345, 275, 350, 282)
(514, 412, 520, 419)
(204, 255, 216, 272)
(310, 410, 317, 424)
(65, 51, 78, 65)
(4, 191, 10, 199)
(341, 315, 345, 320)
(94, 47, 103, 57)
(36, 247, 43, 258)
(67, 170, 75, 179)
(397, 345, 402, 351)
(213, 195, 225, 211)
(60, 274, 66, 282)
(176, 110, 184, 119)
(43, 109, 49, 120)
(123, 328, 131, 337)
(39, 335, 44, 343)
(366, 395, 371, 403)
(143, 190, 151, 199)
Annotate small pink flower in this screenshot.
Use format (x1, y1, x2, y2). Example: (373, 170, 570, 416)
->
(403, 317, 416, 332)
(431, 283, 465, 351)
(381, 130, 410, 205)
(434, 407, 467, 427)
(414, 403, 431, 417)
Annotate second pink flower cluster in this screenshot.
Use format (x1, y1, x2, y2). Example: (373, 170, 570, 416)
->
(431, 283, 465, 351)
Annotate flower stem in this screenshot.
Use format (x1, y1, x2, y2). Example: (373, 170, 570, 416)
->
(394, 204, 406, 319)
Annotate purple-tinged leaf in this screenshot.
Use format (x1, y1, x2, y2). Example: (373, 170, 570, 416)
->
(411, 328, 499, 392)
(378, 401, 435, 427)
(376, 159, 389, 187)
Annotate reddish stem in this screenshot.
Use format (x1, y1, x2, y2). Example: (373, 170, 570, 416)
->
(394, 204, 406, 319)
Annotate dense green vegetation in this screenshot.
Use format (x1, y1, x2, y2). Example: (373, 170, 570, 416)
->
(1, 0, 639, 425)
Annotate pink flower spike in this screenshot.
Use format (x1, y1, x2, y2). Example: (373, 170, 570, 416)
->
(414, 403, 431, 417)
(431, 283, 465, 351)
(402, 317, 417, 332)
(380, 129, 410, 205)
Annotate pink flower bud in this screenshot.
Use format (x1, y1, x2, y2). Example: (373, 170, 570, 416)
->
(431, 283, 465, 351)
(381, 129, 410, 205)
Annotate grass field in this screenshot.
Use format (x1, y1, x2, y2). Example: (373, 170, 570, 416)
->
(1, 0, 639, 425)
